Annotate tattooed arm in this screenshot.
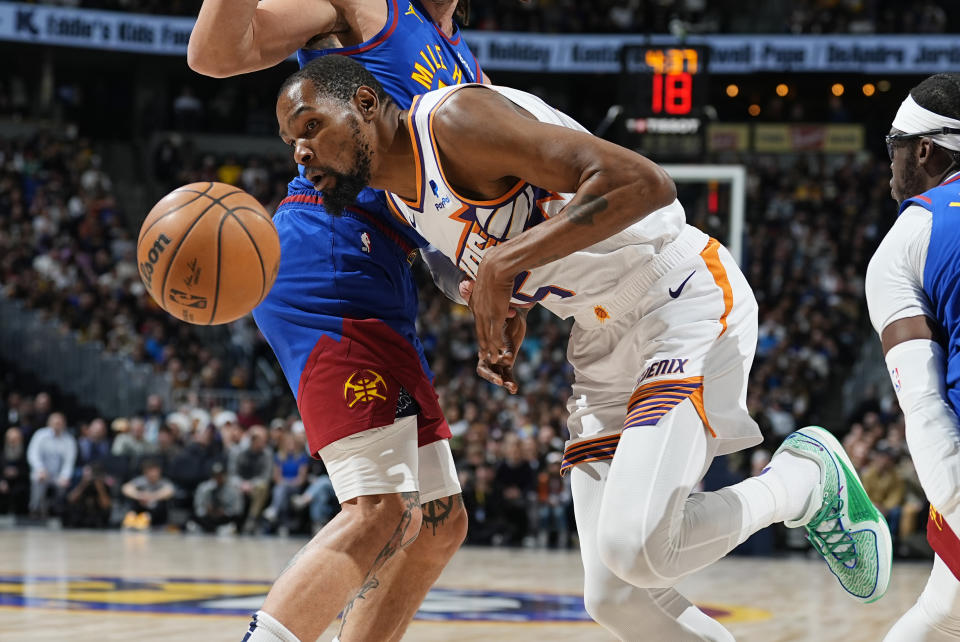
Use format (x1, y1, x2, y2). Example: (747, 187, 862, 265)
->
(431, 86, 677, 360)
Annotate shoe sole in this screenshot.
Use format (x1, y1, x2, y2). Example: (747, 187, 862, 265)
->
(799, 425, 892, 604)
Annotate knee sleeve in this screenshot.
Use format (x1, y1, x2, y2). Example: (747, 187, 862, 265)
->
(596, 517, 673, 589)
(886, 556, 960, 641)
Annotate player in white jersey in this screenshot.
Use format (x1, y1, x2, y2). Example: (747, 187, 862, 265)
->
(276, 55, 893, 638)
(865, 73, 960, 641)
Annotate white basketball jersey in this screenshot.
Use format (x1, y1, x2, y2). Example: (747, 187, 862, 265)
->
(384, 84, 688, 319)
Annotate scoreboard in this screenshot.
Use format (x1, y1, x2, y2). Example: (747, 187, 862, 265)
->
(619, 45, 709, 152)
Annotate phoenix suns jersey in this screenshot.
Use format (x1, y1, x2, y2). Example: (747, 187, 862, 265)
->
(383, 84, 688, 319)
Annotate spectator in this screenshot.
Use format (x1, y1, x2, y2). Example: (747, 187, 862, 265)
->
(33, 392, 52, 429)
(215, 410, 244, 462)
(292, 460, 339, 533)
(121, 459, 175, 529)
(463, 464, 501, 545)
(494, 434, 535, 546)
(0, 427, 29, 515)
(74, 417, 110, 481)
(228, 424, 272, 534)
(154, 423, 182, 464)
(236, 398, 264, 429)
(191, 462, 244, 534)
(141, 394, 166, 444)
(111, 417, 153, 459)
(26, 412, 76, 519)
(63, 463, 112, 529)
(861, 445, 906, 541)
(216, 155, 243, 186)
(172, 86, 203, 130)
(263, 431, 308, 535)
(535, 452, 571, 548)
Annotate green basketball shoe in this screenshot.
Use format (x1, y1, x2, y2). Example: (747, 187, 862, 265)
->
(772, 425, 892, 603)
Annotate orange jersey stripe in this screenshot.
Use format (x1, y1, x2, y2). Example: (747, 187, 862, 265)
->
(700, 238, 733, 336)
(628, 376, 704, 411)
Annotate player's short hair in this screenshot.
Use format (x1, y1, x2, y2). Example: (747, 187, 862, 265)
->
(278, 55, 392, 108)
(910, 73, 960, 121)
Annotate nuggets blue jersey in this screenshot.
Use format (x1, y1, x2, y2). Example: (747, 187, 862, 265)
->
(253, 0, 483, 408)
(900, 173, 960, 414)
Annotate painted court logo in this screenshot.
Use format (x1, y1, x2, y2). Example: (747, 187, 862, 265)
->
(0, 574, 771, 624)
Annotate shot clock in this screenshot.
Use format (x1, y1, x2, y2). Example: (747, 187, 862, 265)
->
(619, 45, 709, 155)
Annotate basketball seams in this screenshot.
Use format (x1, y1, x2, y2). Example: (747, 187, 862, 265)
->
(225, 212, 268, 306)
(140, 185, 244, 247)
(137, 182, 213, 245)
(157, 199, 222, 315)
(228, 204, 274, 225)
(207, 212, 229, 325)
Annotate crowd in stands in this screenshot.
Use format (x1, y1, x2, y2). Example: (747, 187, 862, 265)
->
(21, 0, 959, 34)
(0, 382, 339, 536)
(0, 131, 267, 399)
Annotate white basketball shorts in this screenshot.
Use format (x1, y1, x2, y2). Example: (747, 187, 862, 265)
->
(562, 236, 761, 473)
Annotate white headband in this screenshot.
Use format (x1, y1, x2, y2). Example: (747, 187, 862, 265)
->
(892, 94, 960, 152)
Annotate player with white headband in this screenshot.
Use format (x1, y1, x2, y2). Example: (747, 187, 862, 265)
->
(865, 72, 960, 640)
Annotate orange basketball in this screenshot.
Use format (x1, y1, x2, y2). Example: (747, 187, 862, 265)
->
(137, 182, 281, 325)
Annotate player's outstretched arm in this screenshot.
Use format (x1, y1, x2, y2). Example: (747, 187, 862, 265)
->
(188, 0, 341, 77)
(866, 210, 960, 523)
(432, 86, 677, 360)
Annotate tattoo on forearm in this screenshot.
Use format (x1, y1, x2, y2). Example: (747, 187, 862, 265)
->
(421, 495, 462, 536)
(562, 194, 608, 226)
(338, 491, 420, 636)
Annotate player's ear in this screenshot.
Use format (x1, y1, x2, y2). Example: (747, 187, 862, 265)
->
(918, 138, 934, 164)
(354, 86, 380, 122)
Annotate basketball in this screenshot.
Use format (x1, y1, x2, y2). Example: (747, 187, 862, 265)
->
(136, 182, 281, 325)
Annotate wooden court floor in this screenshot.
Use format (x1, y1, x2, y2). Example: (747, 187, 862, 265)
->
(0, 528, 934, 641)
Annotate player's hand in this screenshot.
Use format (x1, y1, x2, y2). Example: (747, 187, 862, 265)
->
(460, 278, 518, 319)
(475, 311, 527, 394)
(468, 247, 515, 362)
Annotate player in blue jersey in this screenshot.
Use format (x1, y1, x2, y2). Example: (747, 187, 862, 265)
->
(188, 2, 483, 641)
(866, 73, 960, 640)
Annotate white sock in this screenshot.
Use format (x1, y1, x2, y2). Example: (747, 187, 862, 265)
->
(763, 450, 822, 522)
(243, 610, 301, 642)
(727, 451, 820, 544)
(678, 605, 736, 642)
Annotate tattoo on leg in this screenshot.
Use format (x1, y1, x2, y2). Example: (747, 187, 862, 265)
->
(338, 491, 420, 637)
(277, 539, 315, 579)
(421, 495, 460, 536)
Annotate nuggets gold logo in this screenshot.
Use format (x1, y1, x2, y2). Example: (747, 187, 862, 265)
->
(344, 369, 388, 408)
(931, 505, 945, 531)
